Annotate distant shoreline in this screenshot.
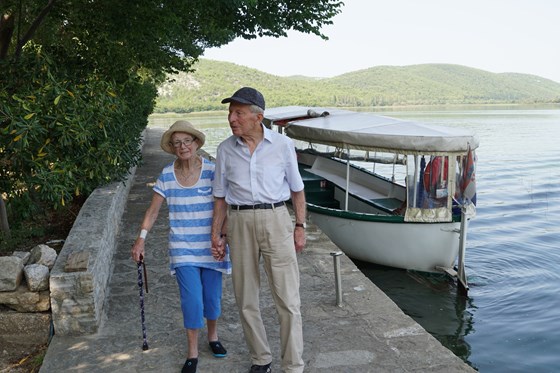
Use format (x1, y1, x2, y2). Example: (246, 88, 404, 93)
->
(151, 102, 560, 118)
(154, 60, 560, 113)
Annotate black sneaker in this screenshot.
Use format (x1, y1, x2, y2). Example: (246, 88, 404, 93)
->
(249, 363, 271, 373)
(182, 358, 198, 373)
(209, 340, 227, 358)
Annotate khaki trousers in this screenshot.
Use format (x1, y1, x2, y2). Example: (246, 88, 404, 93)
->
(228, 205, 304, 373)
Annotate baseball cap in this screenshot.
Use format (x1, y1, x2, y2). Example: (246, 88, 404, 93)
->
(221, 87, 265, 110)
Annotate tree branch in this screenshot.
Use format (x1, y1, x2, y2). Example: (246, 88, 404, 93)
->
(0, 197, 9, 238)
(15, 0, 57, 57)
(0, 13, 14, 60)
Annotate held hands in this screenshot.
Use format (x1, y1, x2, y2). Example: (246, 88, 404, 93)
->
(211, 235, 227, 261)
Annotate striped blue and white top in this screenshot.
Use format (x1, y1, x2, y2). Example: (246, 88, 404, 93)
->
(153, 157, 231, 275)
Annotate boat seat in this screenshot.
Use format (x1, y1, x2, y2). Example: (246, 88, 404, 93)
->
(370, 198, 402, 211)
(304, 167, 387, 200)
(300, 166, 339, 208)
(299, 167, 325, 181)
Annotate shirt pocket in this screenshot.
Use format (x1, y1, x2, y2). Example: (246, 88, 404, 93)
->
(197, 187, 212, 196)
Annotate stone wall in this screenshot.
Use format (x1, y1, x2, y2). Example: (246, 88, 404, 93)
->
(0, 246, 56, 349)
(49, 167, 136, 335)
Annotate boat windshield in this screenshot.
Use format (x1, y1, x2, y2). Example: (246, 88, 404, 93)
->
(405, 152, 476, 223)
(269, 121, 476, 223)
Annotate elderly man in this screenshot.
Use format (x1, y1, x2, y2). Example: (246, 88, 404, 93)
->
(211, 87, 306, 373)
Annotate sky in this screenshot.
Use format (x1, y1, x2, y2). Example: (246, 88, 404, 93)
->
(203, 0, 560, 83)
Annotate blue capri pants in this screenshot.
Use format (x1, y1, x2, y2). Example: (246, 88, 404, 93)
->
(175, 266, 223, 329)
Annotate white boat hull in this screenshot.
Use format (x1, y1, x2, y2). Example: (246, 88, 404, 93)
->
(308, 206, 462, 273)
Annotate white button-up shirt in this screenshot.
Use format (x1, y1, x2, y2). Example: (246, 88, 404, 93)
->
(213, 124, 304, 205)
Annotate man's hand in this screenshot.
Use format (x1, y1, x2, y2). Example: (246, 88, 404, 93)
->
(294, 228, 306, 253)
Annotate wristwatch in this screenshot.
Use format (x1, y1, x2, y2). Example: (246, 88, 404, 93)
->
(295, 222, 306, 229)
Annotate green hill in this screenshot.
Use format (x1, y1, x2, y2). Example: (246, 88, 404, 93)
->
(155, 59, 560, 112)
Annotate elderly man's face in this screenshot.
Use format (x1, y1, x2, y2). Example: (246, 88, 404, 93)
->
(227, 103, 262, 138)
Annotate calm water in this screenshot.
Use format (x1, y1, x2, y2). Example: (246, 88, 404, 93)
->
(150, 105, 560, 372)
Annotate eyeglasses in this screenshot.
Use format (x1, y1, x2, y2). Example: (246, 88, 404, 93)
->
(170, 138, 195, 148)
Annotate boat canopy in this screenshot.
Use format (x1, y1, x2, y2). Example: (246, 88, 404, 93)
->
(264, 106, 479, 155)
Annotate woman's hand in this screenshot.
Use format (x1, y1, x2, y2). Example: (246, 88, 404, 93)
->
(131, 238, 145, 263)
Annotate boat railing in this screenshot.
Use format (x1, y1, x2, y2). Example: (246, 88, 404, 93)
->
(298, 147, 405, 165)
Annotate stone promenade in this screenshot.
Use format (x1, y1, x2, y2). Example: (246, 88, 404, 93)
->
(40, 127, 474, 372)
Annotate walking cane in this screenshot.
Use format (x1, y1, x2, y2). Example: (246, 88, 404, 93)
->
(137, 255, 149, 350)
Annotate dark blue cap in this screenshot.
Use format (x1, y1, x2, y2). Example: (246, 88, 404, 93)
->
(221, 87, 265, 110)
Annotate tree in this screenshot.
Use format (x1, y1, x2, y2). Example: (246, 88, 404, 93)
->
(0, 0, 343, 237)
(2, 0, 343, 74)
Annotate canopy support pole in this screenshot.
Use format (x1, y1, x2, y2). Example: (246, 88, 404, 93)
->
(412, 156, 419, 208)
(457, 205, 469, 294)
(345, 145, 350, 211)
(391, 157, 396, 183)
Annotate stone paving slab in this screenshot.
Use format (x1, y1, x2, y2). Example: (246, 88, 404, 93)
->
(40, 128, 474, 373)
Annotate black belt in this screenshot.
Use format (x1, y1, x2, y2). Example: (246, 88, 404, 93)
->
(230, 201, 286, 210)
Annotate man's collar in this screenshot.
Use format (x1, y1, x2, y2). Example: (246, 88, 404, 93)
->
(236, 123, 272, 146)
(262, 123, 273, 143)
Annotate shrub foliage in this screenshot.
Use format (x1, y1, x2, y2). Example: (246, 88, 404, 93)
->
(0, 0, 343, 236)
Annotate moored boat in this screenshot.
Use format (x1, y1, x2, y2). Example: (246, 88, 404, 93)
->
(263, 106, 478, 291)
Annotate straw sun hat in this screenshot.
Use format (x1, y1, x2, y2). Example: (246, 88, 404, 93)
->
(160, 120, 206, 154)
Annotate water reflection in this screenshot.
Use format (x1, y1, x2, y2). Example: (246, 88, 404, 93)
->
(353, 259, 476, 369)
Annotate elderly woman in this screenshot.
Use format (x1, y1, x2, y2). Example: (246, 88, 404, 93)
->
(131, 120, 231, 373)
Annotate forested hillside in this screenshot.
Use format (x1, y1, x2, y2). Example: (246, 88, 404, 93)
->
(155, 59, 560, 112)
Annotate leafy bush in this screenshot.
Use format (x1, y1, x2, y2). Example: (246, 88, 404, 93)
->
(0, 45, 153, 227)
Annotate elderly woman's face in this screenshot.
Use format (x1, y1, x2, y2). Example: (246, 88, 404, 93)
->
(171, 132, 199, 159)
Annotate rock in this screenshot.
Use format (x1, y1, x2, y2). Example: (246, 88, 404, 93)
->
(12, 251, 31, 265)
(29, 244, 57, 270)
(65, 250, 90, 272)
(24, 264, 50, 292)
(0, 256, 24, 292)
(0, 310, 51, 345)
(0, 285, 50, 312)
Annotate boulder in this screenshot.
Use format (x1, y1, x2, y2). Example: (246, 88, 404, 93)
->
(29, 244, 57, 269)
(0, 256, 24, 292)
(12, 251, 31, 265)
(24, 264, 50, 292)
